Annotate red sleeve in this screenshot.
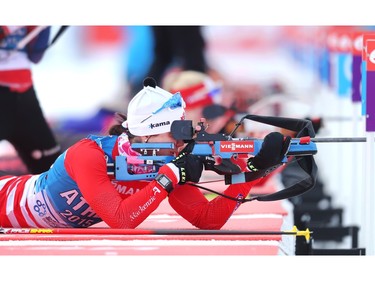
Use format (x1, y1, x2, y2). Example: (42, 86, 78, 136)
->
(0, 26, 9, 41)
(168, 179, 261, 230)
(64, 139, 169, 229)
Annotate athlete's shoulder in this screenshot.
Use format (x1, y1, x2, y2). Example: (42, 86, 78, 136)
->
(64, 138, 108, 173)
(67, 138, 102, 155)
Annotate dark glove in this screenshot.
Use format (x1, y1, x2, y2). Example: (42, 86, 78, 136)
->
(171, 142, 215, 184)
(247, 132, 291, 172)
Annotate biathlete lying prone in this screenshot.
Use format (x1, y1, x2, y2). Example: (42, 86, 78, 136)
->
(0, 78, 290, 229)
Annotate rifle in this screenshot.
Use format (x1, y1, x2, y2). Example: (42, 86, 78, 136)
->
(111, 115, 318, 187)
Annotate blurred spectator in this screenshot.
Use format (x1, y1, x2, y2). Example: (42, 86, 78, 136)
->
(145, 26, 208, 89)
(162, 69, 249, 137)
(125, 25, 225, 99)
(0, 26, 61, 174)
(162, 70, 222, 122)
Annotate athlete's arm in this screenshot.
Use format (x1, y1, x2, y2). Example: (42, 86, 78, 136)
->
(168, 180, 261, 230)
(64, 139, 171, 229)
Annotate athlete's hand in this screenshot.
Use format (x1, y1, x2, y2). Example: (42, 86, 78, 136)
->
(247, 132, 291, 172)
(171, 142, 215, 184)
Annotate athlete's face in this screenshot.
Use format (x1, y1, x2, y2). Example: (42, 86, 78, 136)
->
(145, 132, 185, 156)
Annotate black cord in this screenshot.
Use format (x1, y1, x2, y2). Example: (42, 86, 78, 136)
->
(188, 182, 255, 203)
(188, 156, 303, 203)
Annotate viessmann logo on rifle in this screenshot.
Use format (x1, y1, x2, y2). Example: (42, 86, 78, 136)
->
(219, 141, 254, 153)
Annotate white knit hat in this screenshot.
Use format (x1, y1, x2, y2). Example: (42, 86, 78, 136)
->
(123, 78, 186, 136)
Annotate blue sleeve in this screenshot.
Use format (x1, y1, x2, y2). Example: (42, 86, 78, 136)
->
(26, 26, 51, 63)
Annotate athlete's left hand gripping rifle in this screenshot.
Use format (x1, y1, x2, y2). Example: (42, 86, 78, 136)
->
(113, 115, 318, 196)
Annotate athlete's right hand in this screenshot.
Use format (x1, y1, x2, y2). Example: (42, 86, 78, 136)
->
(170, 151, 214, 184)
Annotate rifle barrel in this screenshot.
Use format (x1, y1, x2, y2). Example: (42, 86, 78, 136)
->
(310, 137, 368, 143)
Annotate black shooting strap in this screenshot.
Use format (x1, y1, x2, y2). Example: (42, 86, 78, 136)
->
(49, 26, 69, 47)
(238, 114, 318, 202)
